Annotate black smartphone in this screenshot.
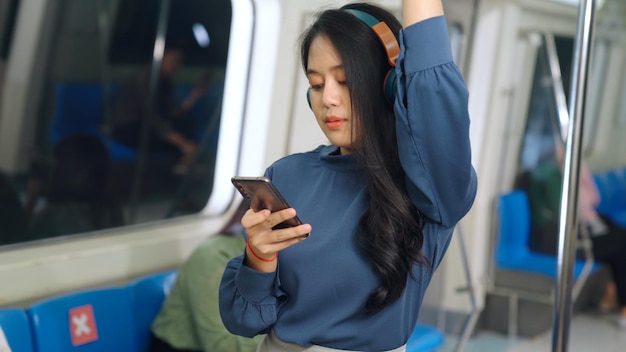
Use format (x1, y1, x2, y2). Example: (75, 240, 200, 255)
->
(231, 176, 309, 237)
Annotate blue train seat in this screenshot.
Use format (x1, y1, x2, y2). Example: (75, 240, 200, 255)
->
(594, 167, 626, 228)
(48, 83, 105, 143)
(406, 323, 444, 352)
(487, 190, 603, 337)
(48, 82, 136, 161)
(0, 308, 35, 352)
(495, 190, 599, 279)
(28, 287, 137, 351)
(126, 270, 178, 352)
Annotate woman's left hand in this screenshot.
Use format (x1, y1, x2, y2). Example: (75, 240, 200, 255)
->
(242, 207, 311, 272)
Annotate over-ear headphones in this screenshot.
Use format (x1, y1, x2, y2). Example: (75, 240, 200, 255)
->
(306, 8, 400, 109)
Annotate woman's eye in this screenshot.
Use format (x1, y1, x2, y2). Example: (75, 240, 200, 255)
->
(310, 84, 323, 90)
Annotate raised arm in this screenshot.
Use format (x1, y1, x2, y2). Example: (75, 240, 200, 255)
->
(394, 2, 477, 227)
(402, 0, 444, 27)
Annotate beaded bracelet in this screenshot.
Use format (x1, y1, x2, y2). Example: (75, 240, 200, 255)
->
(246, 239, 278, 262)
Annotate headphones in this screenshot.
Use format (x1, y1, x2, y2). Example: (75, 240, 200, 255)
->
(306, 8, 400, 109)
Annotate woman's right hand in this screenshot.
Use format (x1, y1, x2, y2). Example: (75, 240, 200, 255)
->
(242, 207, 311, 272)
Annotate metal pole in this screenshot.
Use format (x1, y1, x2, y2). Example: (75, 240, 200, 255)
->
(552, 0, 595, 351)
(453, 224, 479, 352)
(96, 0, 114, 132)
(128, 0, 171, 223)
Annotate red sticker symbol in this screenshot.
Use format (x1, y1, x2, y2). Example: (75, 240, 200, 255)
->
(69, 305, 98, 346)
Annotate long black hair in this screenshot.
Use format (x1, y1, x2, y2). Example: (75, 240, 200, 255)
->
(300, 3, 428, 313)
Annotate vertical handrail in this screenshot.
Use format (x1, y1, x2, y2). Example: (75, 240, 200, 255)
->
(544, 32, 595, 303)
(96, 0, 114, 133)
(552, 0, 595, 351)
(453, 223, 479, 352)
(127, 0, 171, 223)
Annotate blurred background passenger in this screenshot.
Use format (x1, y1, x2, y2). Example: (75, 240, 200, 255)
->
(112, 46, 208, 172)
(149, 201, 263, 352)
(528, 146, 626, 328)
(30, 133, 124, 238)
(0, 172, 30, 245)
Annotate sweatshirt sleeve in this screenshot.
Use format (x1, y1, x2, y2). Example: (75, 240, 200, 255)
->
(394, 16, 477, 227)
(218, 253, 287, 337)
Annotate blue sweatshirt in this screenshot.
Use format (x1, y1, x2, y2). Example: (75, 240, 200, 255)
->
(219, 16, 477, 351)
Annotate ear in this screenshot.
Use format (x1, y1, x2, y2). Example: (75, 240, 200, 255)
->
(383, 69, 397, 103)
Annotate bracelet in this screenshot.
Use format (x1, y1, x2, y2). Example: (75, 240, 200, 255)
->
(246, 239, 278, 263)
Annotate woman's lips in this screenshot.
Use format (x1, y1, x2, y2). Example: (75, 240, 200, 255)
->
(326, 116, 345, 130)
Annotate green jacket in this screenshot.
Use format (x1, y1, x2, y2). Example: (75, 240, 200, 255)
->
(151, 235, 263, 351)
(528, 162, 563, 230)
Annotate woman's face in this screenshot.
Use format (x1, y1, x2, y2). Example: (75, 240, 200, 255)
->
(306, 35, 355, 155)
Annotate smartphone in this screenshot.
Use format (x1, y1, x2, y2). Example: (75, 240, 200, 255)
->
(231, 176, 309, 237)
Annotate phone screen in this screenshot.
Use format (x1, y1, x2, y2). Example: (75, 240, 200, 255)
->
(231, 176, 307, 234)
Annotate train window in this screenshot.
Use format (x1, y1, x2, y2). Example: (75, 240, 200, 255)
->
(519, 35, 574, 171)
(0, 0, 239, 246)
(520, 29, 614, 173)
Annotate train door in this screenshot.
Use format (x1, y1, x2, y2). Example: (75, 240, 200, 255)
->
(470, 0, 626, 340)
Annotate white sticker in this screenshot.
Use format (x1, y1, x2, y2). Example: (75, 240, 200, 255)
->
(0, 326, 12, 352)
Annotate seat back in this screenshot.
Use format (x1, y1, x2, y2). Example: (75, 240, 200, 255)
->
(48, 83, 105, 144)
(495, 190, 599, 280)
(126, 270, 178, 352)
(496, 190, 531, 263)
(28, 287, 137, 351)
(0, 308, 35, 352)
(406, 323, 445, 352)
(594, 168, 626, 217)
(47, 82, 135, 161)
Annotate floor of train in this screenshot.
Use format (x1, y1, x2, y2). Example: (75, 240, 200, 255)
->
(442, 312, 626, 351)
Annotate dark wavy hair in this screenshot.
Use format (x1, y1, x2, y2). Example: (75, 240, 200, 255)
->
(300, 2, 428, 313)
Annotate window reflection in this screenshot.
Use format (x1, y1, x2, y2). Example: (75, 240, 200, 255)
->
(0, 0, 231, 246)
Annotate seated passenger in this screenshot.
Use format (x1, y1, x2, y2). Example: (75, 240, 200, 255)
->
(0, 172, 30, 245)
(112, 46, 208, 169)
(527, 152, 626, 329)
(30, 134, 124, 238)
(111, 46, 212, 200)
(149, 202, 263, 352)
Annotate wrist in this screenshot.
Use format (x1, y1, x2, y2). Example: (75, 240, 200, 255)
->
(246, 239, 278, 263)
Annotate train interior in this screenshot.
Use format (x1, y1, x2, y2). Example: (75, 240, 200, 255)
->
(0, 0, 625, 350)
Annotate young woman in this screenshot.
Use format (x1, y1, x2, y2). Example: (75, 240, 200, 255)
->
(219, 1, 477, 351)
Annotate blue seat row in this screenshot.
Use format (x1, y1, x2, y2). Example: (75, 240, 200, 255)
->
(48, 81, 224, 161)
(0, 270, 177, 352)
(48, 82, 137, 161)
(490, 190, 603, 338)
(495, 190, 599, 279)
(0, 308, 34, 352)
(406, 323, 445, 352)
(0, 267, 444, 351)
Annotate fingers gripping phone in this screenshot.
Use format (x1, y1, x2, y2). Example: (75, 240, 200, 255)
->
(231, 176, 309, 237)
